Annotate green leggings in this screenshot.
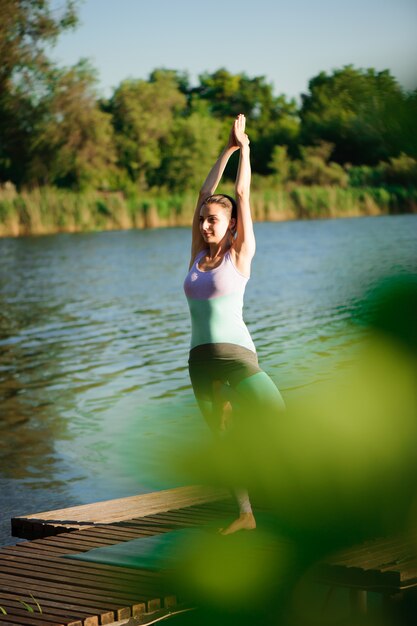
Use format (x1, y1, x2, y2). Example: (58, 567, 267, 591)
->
(193, 371, 285, 437)
(188, 345, 285, 515)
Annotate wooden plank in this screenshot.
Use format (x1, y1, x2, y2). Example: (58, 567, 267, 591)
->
(14, 536, 133, 555)
(316, 561, 401, 590)
(0, 568, 167, 606)
(2, 545, 164, 578)
(12, 486, 229, 539)
(327, 536, 411, 567)
(0, 620, 35, 626)
(0, 603, 73, 625)
(315, 533, 417, 594)
(0, 572, 150, 611)
(325, 536, 396, 562)
(12, 529, 165, 553)
(0, 584, 136, 623)
(0, 586, 124, 622)
(2, 572, 164, 622)
(0, 595, 103, 626)
(0, 617, 68, 626)
(2, 554, 163, 586)
(0, 547, 168, 585)
(71, 526, 173, 541)
(0, 561, 165, 596)
(138, 510, 224, 524)
(320, 541, 417, 587)
(0, 576, 161, 612)
(2, 494, 224, 626)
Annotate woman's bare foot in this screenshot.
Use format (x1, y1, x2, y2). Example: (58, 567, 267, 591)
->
(219, 512, 256, 535)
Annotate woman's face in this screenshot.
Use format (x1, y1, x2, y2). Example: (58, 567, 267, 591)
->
(199, 204, 235, 244)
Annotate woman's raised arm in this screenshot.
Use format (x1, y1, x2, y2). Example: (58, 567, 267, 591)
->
(233, 114, 256, 261)
(189, 127, 239, 267)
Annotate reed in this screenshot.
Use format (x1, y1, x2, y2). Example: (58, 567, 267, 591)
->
(0, 183, 415, 237)
(0, 593, 42, 615)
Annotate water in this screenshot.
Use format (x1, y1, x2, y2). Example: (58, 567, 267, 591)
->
(0, 215, 416, 545)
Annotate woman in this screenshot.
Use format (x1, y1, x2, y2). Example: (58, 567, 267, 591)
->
(183, 114, 285, 535)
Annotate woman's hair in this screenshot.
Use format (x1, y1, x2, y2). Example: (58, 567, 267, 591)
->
(202, 194, 237, 223)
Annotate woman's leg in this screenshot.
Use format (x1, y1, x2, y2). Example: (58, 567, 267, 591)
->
(201, 380, 256, 534)
(191, 381, 256, 533)
(192, 383, 229, 440)
(214, 370, 285, 534)
(234, 370, 286, 414)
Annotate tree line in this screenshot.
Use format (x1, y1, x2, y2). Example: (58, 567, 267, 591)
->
(1, 0, 416, 198)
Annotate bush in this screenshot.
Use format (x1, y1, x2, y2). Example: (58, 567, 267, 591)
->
(349, 154, 417, 188)
(381, 154, 417, 187)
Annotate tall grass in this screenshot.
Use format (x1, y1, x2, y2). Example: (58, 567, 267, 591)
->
(0, 182, 415, 237)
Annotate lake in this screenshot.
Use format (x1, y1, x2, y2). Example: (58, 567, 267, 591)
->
(0, 214, 416, 545)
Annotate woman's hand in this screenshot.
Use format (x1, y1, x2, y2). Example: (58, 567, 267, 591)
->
(226, 120, 240, 152)
(234, 113, 250, 149)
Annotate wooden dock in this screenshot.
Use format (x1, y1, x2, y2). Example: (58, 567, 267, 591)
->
(11, 485, 230, 540)
(2, 486, 233, 626)
(2, 485, 417, 624)
(315, 533, 417, 610)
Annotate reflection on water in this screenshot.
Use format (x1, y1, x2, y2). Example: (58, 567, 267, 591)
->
(0, 215, 416, 544)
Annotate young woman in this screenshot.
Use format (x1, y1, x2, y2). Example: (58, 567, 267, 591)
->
(183, 114, 285, 534)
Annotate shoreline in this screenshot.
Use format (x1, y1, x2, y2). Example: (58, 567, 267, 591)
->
(0, 183, 416, 239)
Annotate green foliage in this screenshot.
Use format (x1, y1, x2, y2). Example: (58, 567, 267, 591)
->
(0, 0, 78, 87)
(380, 153, 417, 187)
(349, 154, 417, 188)
(294, 142, 349, 187)
(28, 60, 116, 190)
(2, 183, 415, 237)
(193, 68, 300, 175)
(0, 594, 43, 616)
(268, 146, 291, 185)
(300, 66, 413, 165)
(156, 111, 224, 192)
(290, 187, 332, 218)
(269, 142, 348, 187)
(347, 164, 384, 187)
(0, 1, 79, 185)
(29, 593, 42, 615)
(0, 182, 16, 221)
(149, 68, 191, 96)
(107, 73, 186, 188)
(0, 2, 414, 202)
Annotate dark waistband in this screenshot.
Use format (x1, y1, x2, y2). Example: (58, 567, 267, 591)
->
(189, 342, 258, 364)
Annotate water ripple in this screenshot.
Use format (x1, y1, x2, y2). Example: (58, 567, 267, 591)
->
(0, 216, 416, 543)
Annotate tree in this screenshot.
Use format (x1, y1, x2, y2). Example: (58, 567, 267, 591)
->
(0, 0, 79, 185)
(0, 0, 78, 89)
(149, 68, 191, 98)
(28, 61, 116, 189)
(193, 69, 300, 175)
(294, 142, 348, 186)
(269, 142, 348, 187)
(107, 73, 186, 189)
(155, 107, 224, 192)
(268, 146, 291, 185)
(300, 66, 412, 165)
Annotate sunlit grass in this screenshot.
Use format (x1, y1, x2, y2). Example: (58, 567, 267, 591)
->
(0, 593, 42, 615)
(1, 182, 415, 236)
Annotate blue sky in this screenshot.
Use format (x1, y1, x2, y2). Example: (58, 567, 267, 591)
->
(50, 0, 417, 101)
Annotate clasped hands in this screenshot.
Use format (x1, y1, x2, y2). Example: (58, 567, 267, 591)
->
(227, 113, 250, 151)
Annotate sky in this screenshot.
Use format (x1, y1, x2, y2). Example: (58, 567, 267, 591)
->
(50, 0, 417, 102)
